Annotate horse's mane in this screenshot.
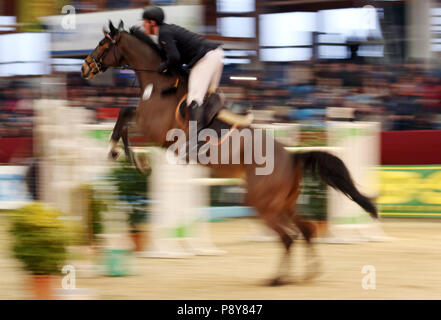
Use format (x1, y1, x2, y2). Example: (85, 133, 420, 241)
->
(129, 26, 165, 59)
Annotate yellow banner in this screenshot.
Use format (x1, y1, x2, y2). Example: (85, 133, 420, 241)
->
(18, 0, 64, 32)
(379, 166, 441, 218)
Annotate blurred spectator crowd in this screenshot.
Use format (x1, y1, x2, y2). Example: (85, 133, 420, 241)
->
(225, 61, 441, 131)
(0, 85, 35, 138)
(1, 60, 441, 138)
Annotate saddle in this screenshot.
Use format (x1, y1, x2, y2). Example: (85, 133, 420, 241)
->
(176, 92, 254, 158)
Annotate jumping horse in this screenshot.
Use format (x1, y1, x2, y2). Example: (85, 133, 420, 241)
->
(81, 21, 378, 286)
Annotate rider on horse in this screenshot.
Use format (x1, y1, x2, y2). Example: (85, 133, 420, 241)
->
(142, 6, 224, 131)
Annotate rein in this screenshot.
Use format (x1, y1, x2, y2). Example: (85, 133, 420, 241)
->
(115, 65, 158, 73)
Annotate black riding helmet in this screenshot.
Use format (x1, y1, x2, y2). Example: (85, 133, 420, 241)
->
(142, 6, 164, 25)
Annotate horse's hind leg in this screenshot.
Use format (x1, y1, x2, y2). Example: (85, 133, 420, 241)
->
(261, 212, 295, 286)
(291, 211, 321, 281)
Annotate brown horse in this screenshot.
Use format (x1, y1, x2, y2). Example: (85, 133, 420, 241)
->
(81, 21, 378, 286)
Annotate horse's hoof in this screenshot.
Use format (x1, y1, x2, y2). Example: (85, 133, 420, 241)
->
(267, 277, 289, 287)
(303, 261, 322, 282)
(303, 272, 319, 282)
(108, 150, 119, 161)
(108, 146, 124, 161)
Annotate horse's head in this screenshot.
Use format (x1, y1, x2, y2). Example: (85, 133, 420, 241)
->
(81, 20, 126, 80)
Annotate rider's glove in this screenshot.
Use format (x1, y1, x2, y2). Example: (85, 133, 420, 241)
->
(157, 62, 169, 74)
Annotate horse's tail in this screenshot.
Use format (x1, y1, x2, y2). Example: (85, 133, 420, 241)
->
(294, 151, 378, 219)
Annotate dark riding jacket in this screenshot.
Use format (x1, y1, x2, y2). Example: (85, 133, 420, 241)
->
(158, 23, 220, 72)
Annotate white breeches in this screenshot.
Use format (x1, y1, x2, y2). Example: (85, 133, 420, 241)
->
(186, 47, 224, 106)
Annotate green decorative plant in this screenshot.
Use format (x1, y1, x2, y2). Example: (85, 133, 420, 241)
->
(128, 207, 146, 234)
(9, 202, 67, 275)
(109, 159, 149, 233)
(82, 184, 105, 245)
(299, 126, 328, 147)
(90, 194, 105, 238)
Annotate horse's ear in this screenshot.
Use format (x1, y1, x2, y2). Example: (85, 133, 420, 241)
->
(109, 20, 117, 34)
(118, 20, 124, 31)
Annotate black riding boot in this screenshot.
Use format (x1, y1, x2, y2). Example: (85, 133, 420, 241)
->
(188, 100, 205, 132)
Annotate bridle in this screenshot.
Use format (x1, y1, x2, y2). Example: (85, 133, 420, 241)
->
(85, 31, 159, 75)
(84, 32, 119, 75)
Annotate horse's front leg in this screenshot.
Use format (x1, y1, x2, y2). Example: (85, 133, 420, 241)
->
(108, 107, 135, 160)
